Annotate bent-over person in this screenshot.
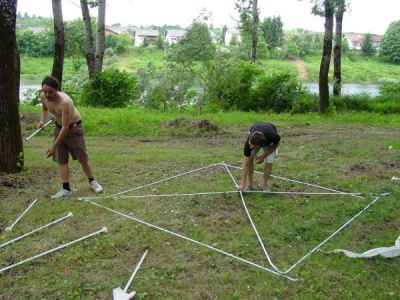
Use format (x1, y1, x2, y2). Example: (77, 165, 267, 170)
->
(238, 122, 280, 192)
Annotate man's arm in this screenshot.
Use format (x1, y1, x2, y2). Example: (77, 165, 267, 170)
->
(39, 96, 49, 128)
(255, 142, 279, 164)
(46, 102, 71, 158)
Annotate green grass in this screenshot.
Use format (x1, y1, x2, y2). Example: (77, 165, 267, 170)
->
(304, 55, 400, 83)
(1, 108, 399, 298)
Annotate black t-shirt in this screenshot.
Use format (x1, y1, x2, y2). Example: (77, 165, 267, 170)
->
(243, 122, 280, 156)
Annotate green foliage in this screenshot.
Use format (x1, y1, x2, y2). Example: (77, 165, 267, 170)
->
(81, 69, 138, 107)
(251, 71, 303, 112)
(136, 62, 195, 110)
(361, 33, 376, 57)
(201, 59, 302, 112)
(17, 30, 53, 56)
(283, 40, 300, 59)
(105, 34, 132, 54)
(260, 16, 283, 50)
(201, 59, 260, 110)
(169, 22, 215, 64)
(380, 81, 400, 96)
(16, 12, 53, 27)
(290, 92, 319, 113)
(380, 20, 400, 64)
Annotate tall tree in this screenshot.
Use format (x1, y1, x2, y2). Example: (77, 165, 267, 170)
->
(251, 0, 259, 63)
(333, 0, 346, 96)
(312, 0, 335, 113)
(260, 16, 283, 50)
(235, 0, 259, 62)
(380, 20, 400, 64)
(51, 0, 65, 87)
(0, 0, 24, 172)
(361, 33, 375, 57)
(80, 0, 95, 77)
(94, 0, 105, 73)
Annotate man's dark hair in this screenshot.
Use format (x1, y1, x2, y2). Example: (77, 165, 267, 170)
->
(42, 76, 60, 91)
(249, 131, 266, 146)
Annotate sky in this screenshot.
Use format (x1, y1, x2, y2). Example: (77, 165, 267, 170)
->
(17, 0, 400, 35)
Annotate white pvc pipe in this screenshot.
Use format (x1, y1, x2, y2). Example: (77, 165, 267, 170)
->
(282, 196, 382, 274)
(124, 247, 149, 293)
(222, 162, 283, 274)
(25, 120, 53, 141)
(5, 199, 38, 231)
(87, 200, 297, 281)
(109, 163, 222, 197)
(0, 212, 73, 249)
(0, 226, 107, 273)
(79, 190, 361, 201)
(225, 164, 363, 199)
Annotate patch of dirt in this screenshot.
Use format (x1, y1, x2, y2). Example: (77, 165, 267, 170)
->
(289, 57, 308, 82)
(0, 173, 32, 188)
(167, 118, 219, 132)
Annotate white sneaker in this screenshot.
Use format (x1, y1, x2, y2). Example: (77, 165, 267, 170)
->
(89, 180, 103, 193)
(51, 188, 71, 199)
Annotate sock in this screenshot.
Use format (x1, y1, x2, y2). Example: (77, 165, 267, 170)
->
(63, 182, 71, 191)
(88, 177, 94, 183)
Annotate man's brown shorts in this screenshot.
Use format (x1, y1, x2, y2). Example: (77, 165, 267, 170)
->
(53, 122, 89, 164)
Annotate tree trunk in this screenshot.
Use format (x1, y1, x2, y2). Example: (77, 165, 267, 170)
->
(80, 0, 95, 78)
(94, 0, 105, 73)
(0, 0, 24, 173)
(333, 1, 345, 96)
(51, 0, 65, 88)
(319, 1, 334, 113)
(251, 0, 259, 63)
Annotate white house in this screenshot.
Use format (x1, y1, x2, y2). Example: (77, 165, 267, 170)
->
(224, 27, 241, 45)
(165, 30, 186, 45)
(344, 33, 382, 50)
(134, 29, 159, 47)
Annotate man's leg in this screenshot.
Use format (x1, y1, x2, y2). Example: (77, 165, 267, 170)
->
(240, 156, 255, 190)
(80, 160, 93, 178)
(262, 163, 272, 190)
(59, 163, 70, 184)
(80, 160, 103, 193)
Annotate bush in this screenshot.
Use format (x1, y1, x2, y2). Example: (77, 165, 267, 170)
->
(250, 72, 303, 112)
(291, 92, 318, 113)
(81, 69, 138, 107)
(380, 81, 400, 96)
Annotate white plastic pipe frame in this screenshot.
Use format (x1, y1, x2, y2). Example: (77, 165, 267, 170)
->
(81, 161, 382, 280)
(0, 226, 107, 273)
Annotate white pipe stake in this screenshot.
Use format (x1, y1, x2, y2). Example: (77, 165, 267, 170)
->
(5, 199, 38, 232)
(124, 247, 149, 292)
(25, 120, 53, 141)
(0, 226, 107, 273)
(0, 212, 73, 249)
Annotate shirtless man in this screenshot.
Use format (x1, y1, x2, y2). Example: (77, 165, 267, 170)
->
(237, 122, 280, 192)
(39, 76, 102, 198)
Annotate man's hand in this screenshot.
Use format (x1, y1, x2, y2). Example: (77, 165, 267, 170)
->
(38, 121, 45, 129)
(236, 184, 244, 192)
(46, 147, 56, 158)
(255, 156, 264, 164)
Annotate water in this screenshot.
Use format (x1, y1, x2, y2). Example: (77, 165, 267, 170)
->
(20, 83, 41, 102)
(303, 83, 380, 97)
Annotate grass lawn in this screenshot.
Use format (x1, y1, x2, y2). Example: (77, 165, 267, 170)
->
(1, 111, 399, 299)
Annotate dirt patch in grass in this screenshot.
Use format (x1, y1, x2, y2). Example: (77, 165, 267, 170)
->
(0, 173, 32, 188)
(160, 118, 223, 136)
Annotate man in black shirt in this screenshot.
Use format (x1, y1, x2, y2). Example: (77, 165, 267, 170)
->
(237, 122, 280, 192)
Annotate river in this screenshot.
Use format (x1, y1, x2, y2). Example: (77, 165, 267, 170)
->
(303, 83, 380, 97)
(18, 82, 381, 102)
